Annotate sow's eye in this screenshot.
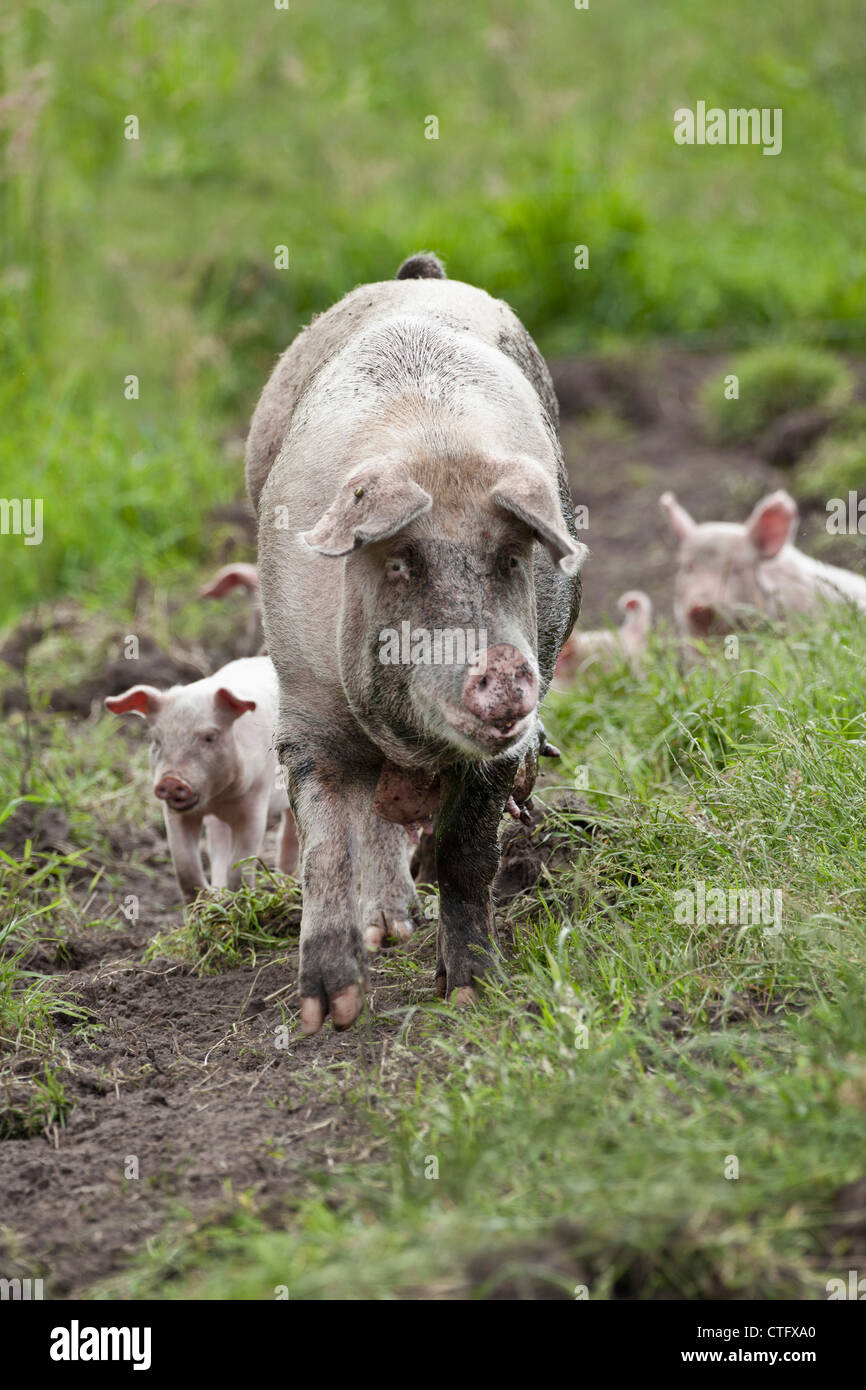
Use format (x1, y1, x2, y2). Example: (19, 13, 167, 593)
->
(497, 549, 522, 578)
(385, 555, 411, 582)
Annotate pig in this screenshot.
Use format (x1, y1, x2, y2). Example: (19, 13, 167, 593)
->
(661, 489, 866, 638)
(554, 589, 652, 683)
(105, 656, 298, 903)
(245, 252, 585, 1033)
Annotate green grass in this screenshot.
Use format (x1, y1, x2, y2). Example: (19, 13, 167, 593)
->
(146, 879, 302, 975)
(4, 0, 866, 626)
(0, 689, 169, 961)
(799, 432, 866, 502)
(700, 345, 854, 444)
(92, 611, 866, 1299)
(795, 407, 866, 501)
(0, 1058, 76, 1140)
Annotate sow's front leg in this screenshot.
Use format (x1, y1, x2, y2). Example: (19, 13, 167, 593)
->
(434, 758, 517, 1004)
(281, 736, 373, 1035)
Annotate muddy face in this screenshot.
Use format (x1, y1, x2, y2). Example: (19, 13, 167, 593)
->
(341, 518, 541, 764)
(672, 524, 770, 636)
(299, 453, 582, 767)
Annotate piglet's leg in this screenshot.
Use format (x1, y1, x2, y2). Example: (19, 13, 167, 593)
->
(163, 807, 207, 905)
(434, 759, 516, 1004)
(205, 816, 234, 889)
(223, 795, 269, 891)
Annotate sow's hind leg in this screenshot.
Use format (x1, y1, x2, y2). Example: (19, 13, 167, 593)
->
(362, 761, 438, 951)
(434, 758, 517, 1004)
(359, 814, 419, 952)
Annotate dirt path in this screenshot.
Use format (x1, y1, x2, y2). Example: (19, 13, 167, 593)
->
(1, 864, 426, 1297)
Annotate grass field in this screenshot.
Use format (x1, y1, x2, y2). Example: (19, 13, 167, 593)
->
(3, 0, 866, 623)
(2, 603, 865, 1298)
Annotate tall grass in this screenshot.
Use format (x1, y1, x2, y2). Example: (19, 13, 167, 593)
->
(3, 0, 866, 624)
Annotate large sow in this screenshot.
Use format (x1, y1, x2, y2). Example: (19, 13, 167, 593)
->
(246, 254, 584, 1034)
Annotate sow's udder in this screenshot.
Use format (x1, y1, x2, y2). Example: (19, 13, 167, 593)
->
(373, 763, 441, 827)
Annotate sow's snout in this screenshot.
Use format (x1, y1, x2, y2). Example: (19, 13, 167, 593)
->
(154, 774, 198, 812)
(462, 644, 538, 734)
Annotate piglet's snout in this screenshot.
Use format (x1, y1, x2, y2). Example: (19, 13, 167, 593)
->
(154, 774, 197, 810)
(688, 605, 715, 635)
(462, 645, 538, 728)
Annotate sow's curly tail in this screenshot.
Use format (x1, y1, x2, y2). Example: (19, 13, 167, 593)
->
(395, 252, 446, 280)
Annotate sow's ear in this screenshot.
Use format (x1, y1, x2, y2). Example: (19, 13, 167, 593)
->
(744, 490, 798, 559)
(300, 464, 433, 557)
(104, 686, 164, 719)
(491, 462, 587, 575)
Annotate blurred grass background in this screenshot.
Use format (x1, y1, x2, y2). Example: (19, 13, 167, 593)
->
(2, 0, 865, 624)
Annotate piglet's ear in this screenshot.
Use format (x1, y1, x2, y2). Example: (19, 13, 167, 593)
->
(745, 490, 798, 559)
(620, 590, 649, 614)
(215, 688, 257, 719)
(300, 463, 432, 557)
(104, 686, 164, 719)
(659, 492, 696, 542)
(200, 563, 259, 598)
(492, 460, 587, 575)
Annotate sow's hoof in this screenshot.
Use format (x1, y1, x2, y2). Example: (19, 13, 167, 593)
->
(364, 913, 414, 952)
(435, 938, 496, 1006)
(435, 978, 478, 1009)
(300, 985, 364, 1035)
(299, 929, 367, 1035)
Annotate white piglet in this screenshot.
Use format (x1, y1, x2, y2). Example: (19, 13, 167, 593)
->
(661, 489, 866, 638)
(105, 656, 297, 903)
(554, 590, 652, 684)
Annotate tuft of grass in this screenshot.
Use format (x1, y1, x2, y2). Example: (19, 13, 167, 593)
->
(795, 408, 866, 501)
(0, 923, 85, 1044)
(147, 876, 302, 975)
(701, 346, 854, 445)
(0, 1062, 76, 1140)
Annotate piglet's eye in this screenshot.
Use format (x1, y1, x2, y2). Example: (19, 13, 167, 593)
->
(385, 557, 410, 581)
(202, 732, 218, 744)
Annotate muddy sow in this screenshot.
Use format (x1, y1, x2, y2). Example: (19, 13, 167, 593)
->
(246, 253, 584, 1034)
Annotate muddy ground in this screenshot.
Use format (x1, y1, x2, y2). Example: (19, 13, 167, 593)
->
(0, 350, 861, 1299)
